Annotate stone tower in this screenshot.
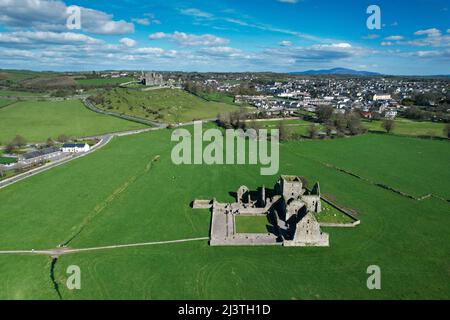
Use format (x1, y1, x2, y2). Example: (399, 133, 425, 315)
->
(279, 175, 304, 200)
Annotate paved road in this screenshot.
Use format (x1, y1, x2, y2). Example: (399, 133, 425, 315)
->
(0, 237, 209, 256)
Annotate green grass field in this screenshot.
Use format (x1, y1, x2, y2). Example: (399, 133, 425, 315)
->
(291, 134, 450, 199)
(75, 77, 135, 86)
(0, 98, 14, 108)
(315, 201, 355, 224)
(0, 129, 448, 299)
(0, 70, 43, 84)
(0, 100, 147, 143)
(199, 92, 236, 104)
(254, 119, 325, 137)
(363, 118, 446, 138)
(0, 156, 17, 165)
(96, 88, 239, 123)
(235, 216, 271, 233)
(0, 90, 48, 97)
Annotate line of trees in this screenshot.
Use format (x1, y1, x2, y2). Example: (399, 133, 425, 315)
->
(444, 123, 450, 139)
(316, 105, 367, 137)
(2, 134, 71, 154)
(4, 135, 27, 153)
(183, 81, 257, 98)
(402, 106, 450, 123)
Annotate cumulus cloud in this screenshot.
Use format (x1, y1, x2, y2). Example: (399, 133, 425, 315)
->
(198, 46, 244, 58)
(133, 47, 177, 57)
(380, 28, 450, 47)
(311, 43, 352, 49)
(277, 0, 299, 3)
(408, 28, 450, 47)
(406, 49, 450, 59)
(0, 31, 102, 47)
(414, 28, 441, 37)
(148, 31, 229, 46)
(132, 13, 161, 26)
(0, 0, 134, 35)
(362, 34, 380, 40)
(179, 8, 213, 19)
(385, 35, 404, 41)
(119, 37, 136, 47)
(132, 18, 150, 26)
(279, 40, 293, 46)
(263, 42, 368, 64)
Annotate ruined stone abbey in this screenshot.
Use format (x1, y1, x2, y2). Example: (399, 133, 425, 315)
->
(193, 175, 330, 247)
(140, 71, 164, 86)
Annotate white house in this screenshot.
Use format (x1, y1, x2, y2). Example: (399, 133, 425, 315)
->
(384, 109, 398, 120)
(62, 143, 90, 153)
(373, 94, 392, 101)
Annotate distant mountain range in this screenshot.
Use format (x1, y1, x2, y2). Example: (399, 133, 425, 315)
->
(290, 68, 382, 76)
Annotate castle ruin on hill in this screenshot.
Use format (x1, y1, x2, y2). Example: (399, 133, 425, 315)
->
(140, 71, 164, 86)
(193, 175, 331, 247)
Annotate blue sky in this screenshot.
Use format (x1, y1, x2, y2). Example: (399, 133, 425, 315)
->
(0, 0, 449, 74)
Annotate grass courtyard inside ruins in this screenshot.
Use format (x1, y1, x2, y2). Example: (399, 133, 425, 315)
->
(0, 125, 448, 299)
(235, 216, 271, 234)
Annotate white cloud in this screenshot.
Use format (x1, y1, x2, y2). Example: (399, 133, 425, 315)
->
(149, 31, 229, 46)
(179, 8, 213, 19)
(199, 46, 243, 58)
(279, 40, 293, 46)
(414, 28, 441, 37)
(263, 42, 369, 65)
(133, 47, 177, 58)
(0, 31, 102, 46)
(132, 18, 150, 26)
(277, 0, 299, 3)
(385, 35, 404, 41)
(119, 38, 136, 47)
(0, 0, 134, 35)
(406, 49, 450, 59)
(362, 34, 380, 40)
(317, 43, 352, 49)
(408, 28, 450, 47)
(132, 13, 161, 26)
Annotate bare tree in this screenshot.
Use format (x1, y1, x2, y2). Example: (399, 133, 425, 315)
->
(277, 122, 290, 141)
(12, 135, 26, 148)
(347, 113, 363, 135)
(57, 134, 69, 143)
(316, 105, 334, 123)
(307, 124, 318, 139)
(444, 123, 450, 139)
(382, 119, 396, 134)
(46, 138, 55, 147)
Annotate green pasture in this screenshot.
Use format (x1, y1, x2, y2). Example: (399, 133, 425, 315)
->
(96, 88, 239, 123)
(0, 100, 147, 143)
(363, 118, 446, 138)
(0, 128, 448, 299)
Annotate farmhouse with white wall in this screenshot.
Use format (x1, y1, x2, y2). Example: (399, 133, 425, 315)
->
(62, 143, 90, 153)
